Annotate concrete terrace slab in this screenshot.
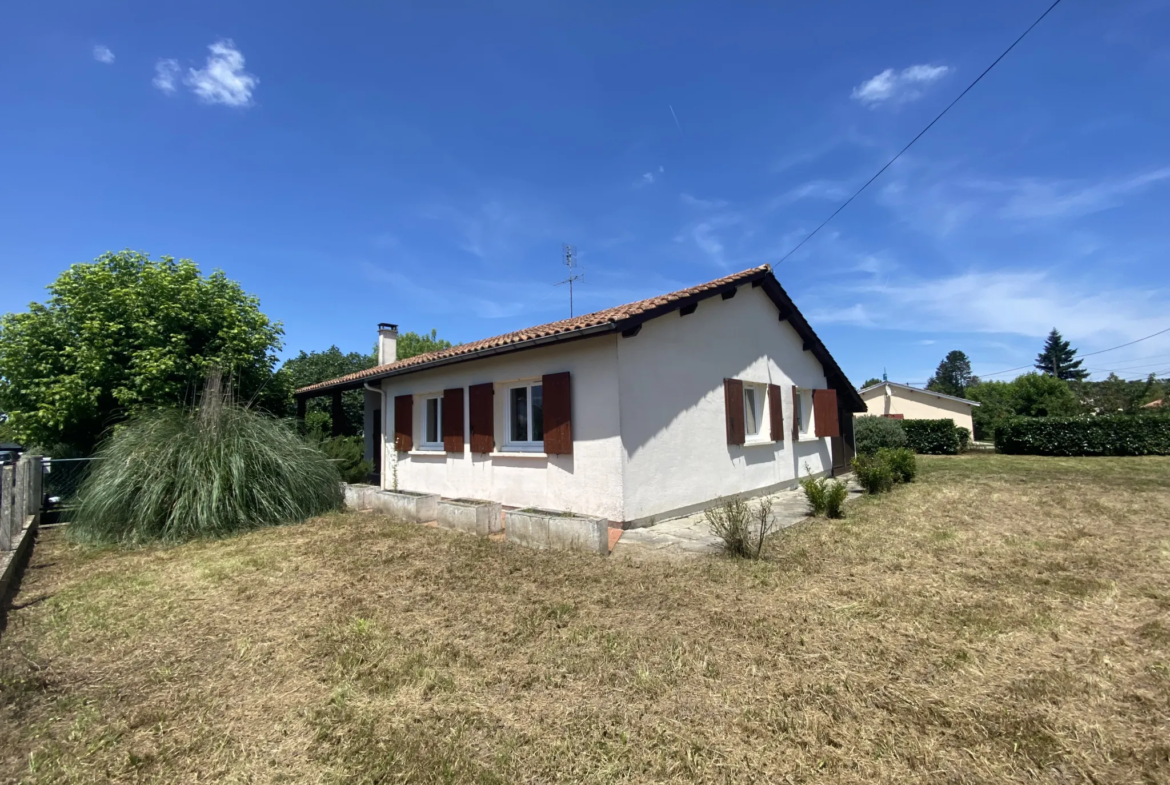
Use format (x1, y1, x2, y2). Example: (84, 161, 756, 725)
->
(610, 482, 859, 560)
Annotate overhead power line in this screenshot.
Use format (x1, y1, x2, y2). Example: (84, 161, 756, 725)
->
(776, 0, 1066, 266)
(977, 326, 1170, 379)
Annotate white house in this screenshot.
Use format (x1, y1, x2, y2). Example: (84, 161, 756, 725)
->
(297, 265, 865, 528)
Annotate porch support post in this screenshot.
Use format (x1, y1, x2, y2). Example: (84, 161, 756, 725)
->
(331, 390, 345, 437)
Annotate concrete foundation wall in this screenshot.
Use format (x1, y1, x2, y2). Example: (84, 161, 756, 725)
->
(437, 499, 503, 535)
(504, 508, 608, 555)
(368, 490, 439, 523)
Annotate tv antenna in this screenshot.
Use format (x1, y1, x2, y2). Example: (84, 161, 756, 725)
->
(554, 244, 584, 317)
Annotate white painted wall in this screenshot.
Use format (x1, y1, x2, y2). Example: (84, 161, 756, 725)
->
(616, 285, 833, 523)
(373, 336, 625, 521)
(858, 385, 975, 434)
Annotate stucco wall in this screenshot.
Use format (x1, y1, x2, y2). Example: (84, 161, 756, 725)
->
(616, 285, 833, 524)
(859, 386, 975, 433)
(372, 336, 625, 522)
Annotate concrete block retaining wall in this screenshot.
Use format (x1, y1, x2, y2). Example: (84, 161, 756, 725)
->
(505, 508, 608, 555)
(437, 498, 503, 536)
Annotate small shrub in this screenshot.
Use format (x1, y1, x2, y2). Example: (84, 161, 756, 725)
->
(901, 419, 960, 455)
(705, 496, 776, 559)
(956, 426, 971, 452)
(879, 447, 917, 483)
(995, 415, 1170, 456)
(313, 435, 373, 484)
(854, 416, 908, 455)
(824, 480, 848, 519)
(852, 452, 895, 494)
(800, 475, 828, 516)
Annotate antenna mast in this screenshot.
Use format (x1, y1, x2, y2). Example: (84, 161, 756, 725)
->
(554, 244, 584, 317)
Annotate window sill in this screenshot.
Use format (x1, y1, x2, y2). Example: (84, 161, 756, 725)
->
(491, 451, 548, 459)
(742, 439, 775, 448)
(408, 448, 447, 456)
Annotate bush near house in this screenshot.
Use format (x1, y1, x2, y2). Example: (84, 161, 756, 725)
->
(995, 415, 1170, 456)
(900, 419, 961, 455)
(956, 427, 971, 451)
(854, 415, 909, 455)
(71, 385, 343, 545)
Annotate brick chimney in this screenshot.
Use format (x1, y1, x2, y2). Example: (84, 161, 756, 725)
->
(378, 323, 398, 365)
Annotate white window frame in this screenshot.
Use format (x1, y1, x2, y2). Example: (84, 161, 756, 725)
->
(742, 383, 768, 443)
(794, 388, 813, 439)
(503, 380, 544, 452)
(420, 393, 443, 451)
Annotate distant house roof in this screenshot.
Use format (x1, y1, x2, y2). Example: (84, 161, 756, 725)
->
(0, 442, 23, 451)
(858, 380, 981, 407)
(1142, 398, 1165, 409)
(296, 264, 867, 411)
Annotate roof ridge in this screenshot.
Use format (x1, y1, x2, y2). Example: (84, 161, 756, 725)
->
(296, 265, 769, 394)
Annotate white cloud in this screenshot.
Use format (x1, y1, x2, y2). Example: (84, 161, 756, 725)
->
(997, 167, 1170, 219)
(852, 64, 949, 106)
(93, 45, 115, 64)
(184, 40, 258, 107)
(638, 172, 655, 186)
(153, 59, 180, 93)
(814, 269, 1170, 352)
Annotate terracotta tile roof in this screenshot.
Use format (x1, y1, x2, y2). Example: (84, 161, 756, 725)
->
(296, 265, 770, 394)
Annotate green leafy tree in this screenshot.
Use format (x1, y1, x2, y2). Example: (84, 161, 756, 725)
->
(0, 251, 282, 453)
(280, 346, 377, 435)
(395, 329, 453, 361)
(926, 350, 976, 398)
(860, 378, 883, 389)
(1035, 328, 1088, 381)
(967, 373, 1080, 439)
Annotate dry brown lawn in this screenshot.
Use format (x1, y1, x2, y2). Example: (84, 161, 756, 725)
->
(1, 454, 1169, 784)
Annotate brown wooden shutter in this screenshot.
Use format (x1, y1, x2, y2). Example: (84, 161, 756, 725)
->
(442, 387, 464, 452)
(394, 394, 413, 452)
(791, 386, 800, 441)
(768, 383, 784, 441)
(724, 378, 745, 445)
(813, 389, 840, 438)
(542, 372, 572, 454)
(468, 383, 494, 454)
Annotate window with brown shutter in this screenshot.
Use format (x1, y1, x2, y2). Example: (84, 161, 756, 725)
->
(813, 389, 840, 438)
(768, 384, 784, 441)
(442, 387, 464, 452)
(541, 372, 572, 454)
(393, 394, 413, 452)
(724, 378, 745, 445)
(468, 383, 494, 453)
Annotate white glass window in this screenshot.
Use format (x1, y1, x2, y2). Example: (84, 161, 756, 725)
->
(794, 388, 804, 433)
(743, 387, 760, 437)
(506, 382, 543, 449)
(422, 395, 442, 449)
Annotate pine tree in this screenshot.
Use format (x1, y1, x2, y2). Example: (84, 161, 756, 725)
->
(1034, 328, 1088, 381)
(926, 350, 976, 398)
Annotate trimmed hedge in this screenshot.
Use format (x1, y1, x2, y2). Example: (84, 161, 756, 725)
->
(854, 415, 909, 455)
(900, 419, 961, 455)
(994, 415, 1170, 456)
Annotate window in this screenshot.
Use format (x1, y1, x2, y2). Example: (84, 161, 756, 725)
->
(421, 394, 442, 449)
(743, 386, 760, 438)
(506, 382, 543, 449)
(794, 390, 803, 433)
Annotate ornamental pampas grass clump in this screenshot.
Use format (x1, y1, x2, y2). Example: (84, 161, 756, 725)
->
(71, 370, 341, 545)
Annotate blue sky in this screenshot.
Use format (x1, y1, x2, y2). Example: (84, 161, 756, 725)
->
(3, 0, 1169, 386)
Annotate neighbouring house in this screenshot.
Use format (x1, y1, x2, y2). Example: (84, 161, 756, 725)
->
(856, 381, 979, 434)
(1141, 398, 1164, 410)
(296, 265, 865, 528)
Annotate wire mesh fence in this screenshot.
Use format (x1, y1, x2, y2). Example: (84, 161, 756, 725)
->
(42, 457, 100, 523)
